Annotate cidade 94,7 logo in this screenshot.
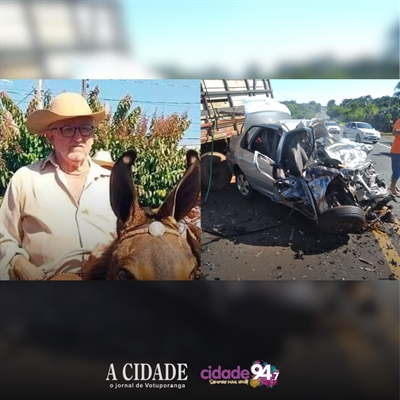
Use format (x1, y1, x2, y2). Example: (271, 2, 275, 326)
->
(200, 361, 280, 388)
(251, 363, 279, 381)
(250, 361, 280, 388)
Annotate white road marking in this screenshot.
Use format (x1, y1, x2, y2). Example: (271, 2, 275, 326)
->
(377, 142, 391, 150)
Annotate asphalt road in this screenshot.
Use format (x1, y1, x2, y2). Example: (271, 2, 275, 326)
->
(200, 132, 400, 281)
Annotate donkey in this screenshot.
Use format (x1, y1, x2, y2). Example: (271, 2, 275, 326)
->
(82, 149, 201, 280)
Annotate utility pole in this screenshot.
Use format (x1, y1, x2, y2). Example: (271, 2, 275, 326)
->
(37, 79, 43, 109)
(81, 79, 89, 97)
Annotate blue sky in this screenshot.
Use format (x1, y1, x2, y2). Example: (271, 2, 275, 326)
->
(271, 79, 399, 105)
(0, 79, 200, 145)
(1, 79, 398, 125)
(123, 1, 399, 74)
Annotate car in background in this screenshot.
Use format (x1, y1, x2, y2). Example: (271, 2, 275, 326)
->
(324, 120, 340, 134)
(342, 121, 380, 144)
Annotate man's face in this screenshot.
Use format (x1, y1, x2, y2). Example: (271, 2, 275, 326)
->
(45, 116, 95, 164)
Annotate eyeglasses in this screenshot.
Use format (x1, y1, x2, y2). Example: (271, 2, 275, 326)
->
(51, 125, 94, 137)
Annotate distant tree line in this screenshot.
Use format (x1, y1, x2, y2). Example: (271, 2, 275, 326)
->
(281, 81, 400, 132)
(281, 100, 321, 120)
(326, 95, 400, 132)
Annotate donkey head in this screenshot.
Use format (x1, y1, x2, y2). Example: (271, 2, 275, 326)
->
(84, 149, 201, 280)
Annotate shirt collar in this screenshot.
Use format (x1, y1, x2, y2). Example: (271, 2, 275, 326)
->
(40, 151, 111, 177)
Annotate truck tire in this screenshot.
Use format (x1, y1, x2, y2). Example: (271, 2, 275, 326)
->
(318, 205, 365, 235)
(201, 152, 232, 191)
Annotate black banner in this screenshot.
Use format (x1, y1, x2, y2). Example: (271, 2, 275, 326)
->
(0, 281, 398, 399)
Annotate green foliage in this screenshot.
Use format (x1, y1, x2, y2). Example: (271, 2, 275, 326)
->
(281, 100, 321, 119)
(327, 99, 336, 107)
(0, 87, 193, 207)
(394, 81, 400, 98)
(0, 91, 52, 195)
(326, 94, 400, 132)
(132, 138, 187, 206)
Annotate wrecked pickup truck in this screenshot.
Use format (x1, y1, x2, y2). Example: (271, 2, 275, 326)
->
(226, 117, 395, 235)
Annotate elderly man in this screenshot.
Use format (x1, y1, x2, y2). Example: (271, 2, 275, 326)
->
(0, 92, 117, 280)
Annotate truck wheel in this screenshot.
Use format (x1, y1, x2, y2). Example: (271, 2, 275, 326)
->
(318, 206, 365, 235)
(201, 152, 232, 191)
(235, 170, 257, 200)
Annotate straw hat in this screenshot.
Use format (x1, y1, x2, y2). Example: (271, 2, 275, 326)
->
(91, 150, 115, 170)
(26, 92, 106, 135)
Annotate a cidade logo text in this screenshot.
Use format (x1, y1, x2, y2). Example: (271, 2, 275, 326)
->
(106, 363, 188, 390)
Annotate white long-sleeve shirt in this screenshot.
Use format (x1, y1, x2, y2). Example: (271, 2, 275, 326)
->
(0, 152, 117, 280)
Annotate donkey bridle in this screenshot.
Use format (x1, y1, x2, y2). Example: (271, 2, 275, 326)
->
(118, 220, 181, 243)
(117, 219, 201, 280)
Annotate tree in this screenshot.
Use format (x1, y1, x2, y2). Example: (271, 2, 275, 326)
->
(327, 99, 336, 107)
(394, 81, 400, 98)
(281, 100, 321, 119)
(365, 103, 379, 121)
(327, 105, 346, 120)
(0, 87, 192, 206)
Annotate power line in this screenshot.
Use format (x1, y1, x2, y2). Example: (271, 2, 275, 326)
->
(100, 97, 198, 106)
(118, 80, 198, 89)
(16, 89, 36, 106)
(2, 90, 199, 107)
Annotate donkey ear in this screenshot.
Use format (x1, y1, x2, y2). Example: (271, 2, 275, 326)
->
(158, 150, 200, 222)
(110, 149, 138, 224)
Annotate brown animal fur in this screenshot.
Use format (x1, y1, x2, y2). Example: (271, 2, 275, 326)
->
(83, 149, 201, 280)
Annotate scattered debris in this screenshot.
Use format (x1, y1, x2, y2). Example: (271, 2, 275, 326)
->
(203, 261, 216, 270)
(289, 226, 296, 242)
(389, 259, 399, 267)
(359, 266, 375, 272)
(213, 224, 225, 230)
(359, 258, 374, 266)
(294, 250, 304, 260)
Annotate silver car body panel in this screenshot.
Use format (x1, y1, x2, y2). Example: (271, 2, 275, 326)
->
(323, 139, 372, 169)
